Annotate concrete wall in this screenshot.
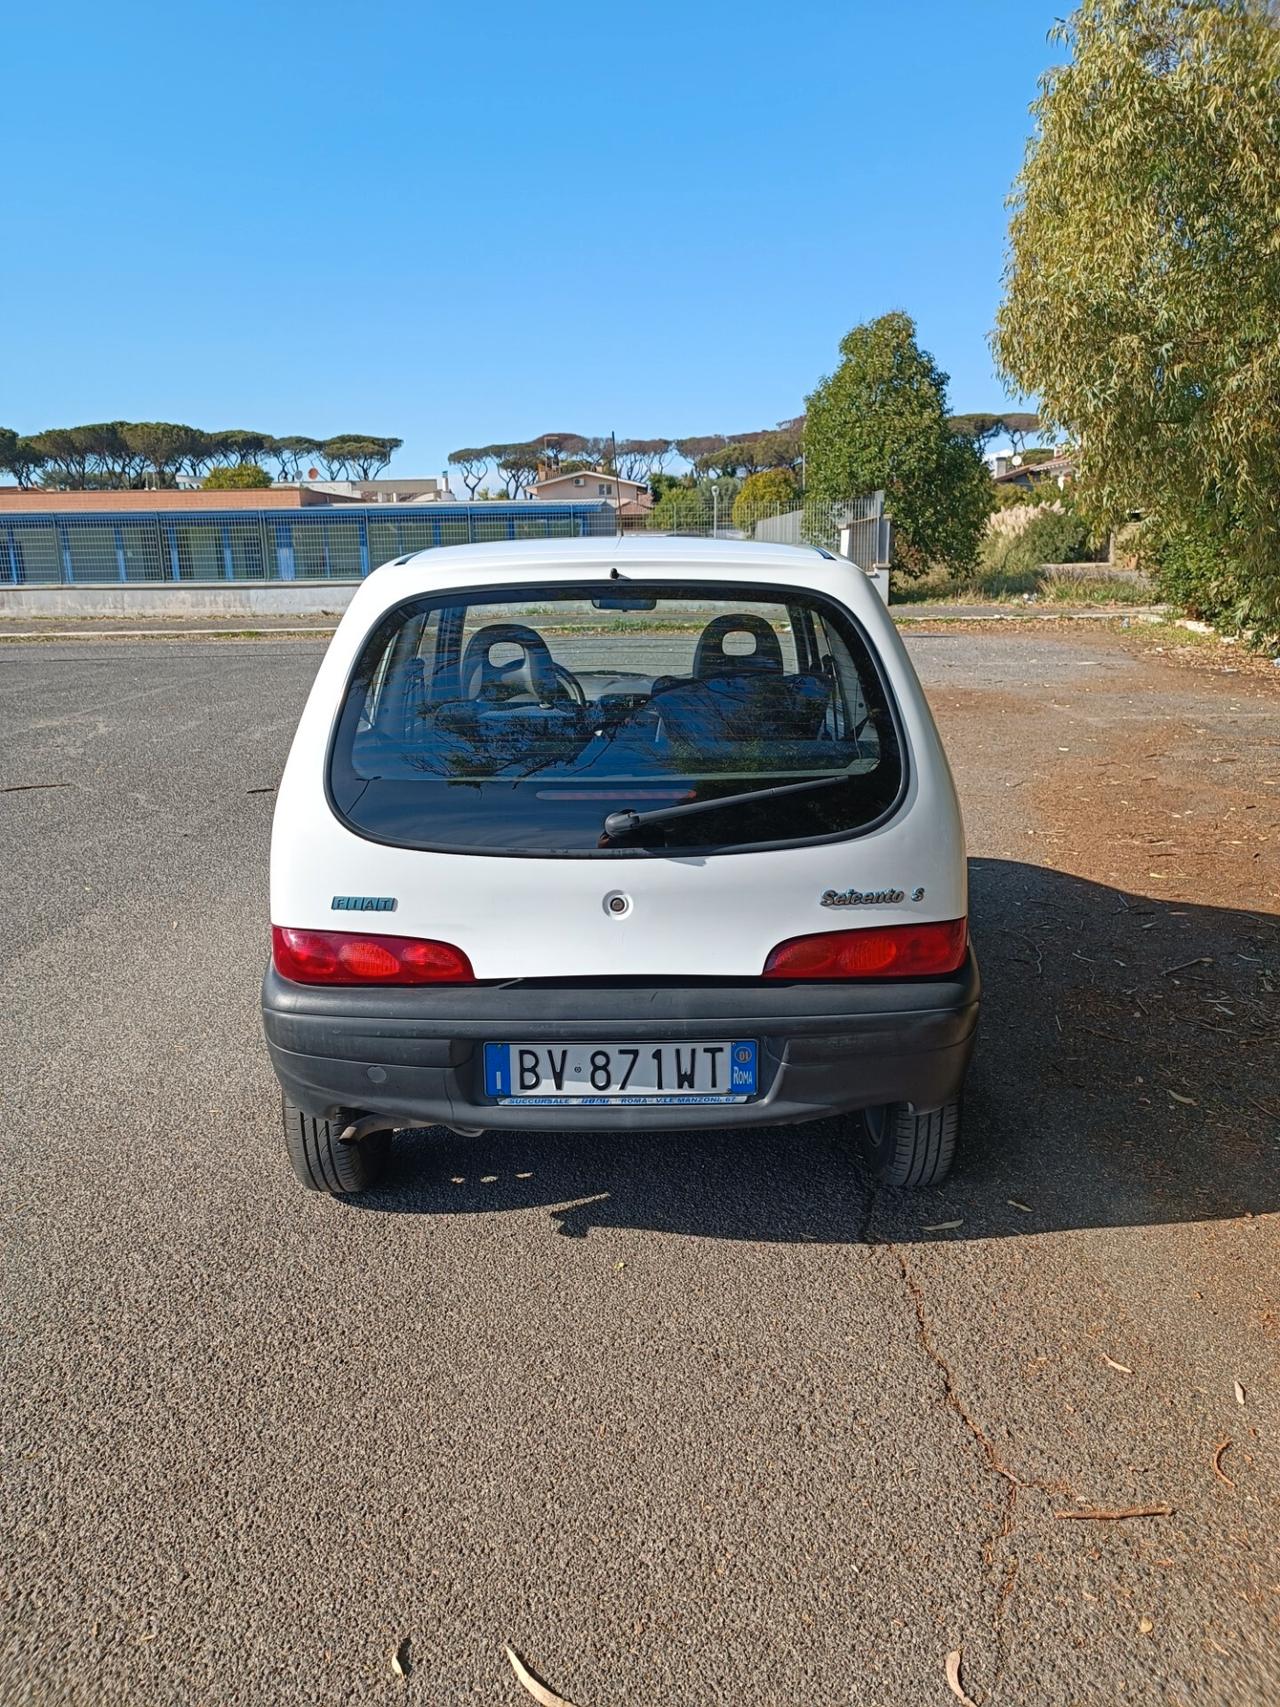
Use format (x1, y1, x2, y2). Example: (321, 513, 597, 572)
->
(0, 583, 360, 618)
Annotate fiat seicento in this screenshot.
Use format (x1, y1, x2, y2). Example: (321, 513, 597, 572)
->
(262, 536, 979, 1196)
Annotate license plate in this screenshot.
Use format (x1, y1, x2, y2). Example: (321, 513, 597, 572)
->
(483, 1039, 758, 1105)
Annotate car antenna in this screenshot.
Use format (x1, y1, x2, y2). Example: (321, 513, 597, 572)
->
(611, 428, 622, 540)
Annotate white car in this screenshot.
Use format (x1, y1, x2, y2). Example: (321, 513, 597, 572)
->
(263, 536, 979, 1196)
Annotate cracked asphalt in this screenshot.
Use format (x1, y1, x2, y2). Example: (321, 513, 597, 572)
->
(2, 627, 1278, 1707)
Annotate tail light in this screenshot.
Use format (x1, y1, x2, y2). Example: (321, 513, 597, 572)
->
(272, 925, 475, 986)
(763, 918, 967, 980)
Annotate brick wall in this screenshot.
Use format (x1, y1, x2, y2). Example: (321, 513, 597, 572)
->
(0, 487, 313, 511)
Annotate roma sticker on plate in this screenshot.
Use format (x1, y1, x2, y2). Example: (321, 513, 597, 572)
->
(483, 1039, 759, 1105)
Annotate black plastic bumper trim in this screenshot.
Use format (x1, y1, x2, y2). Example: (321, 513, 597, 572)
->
(261, 953, 980, 1131)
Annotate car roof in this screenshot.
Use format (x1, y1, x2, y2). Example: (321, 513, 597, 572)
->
(387, 534, 837, 580)
(338, 534, 884, 626)
(333, 532, 895, 681)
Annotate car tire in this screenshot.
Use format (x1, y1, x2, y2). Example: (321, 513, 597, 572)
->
(856, 1099, 959, 1188)
(281, 1095, 390, 1196)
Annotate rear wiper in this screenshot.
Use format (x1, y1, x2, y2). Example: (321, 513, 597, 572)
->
(602, 773, 847, 839)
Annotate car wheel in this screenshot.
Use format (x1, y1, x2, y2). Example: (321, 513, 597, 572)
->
(281, 1094, 390, 1196)
(856, 1099, 959, 1188)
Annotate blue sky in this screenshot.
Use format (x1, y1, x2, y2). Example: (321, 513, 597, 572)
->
(2, 1, 1062, 476)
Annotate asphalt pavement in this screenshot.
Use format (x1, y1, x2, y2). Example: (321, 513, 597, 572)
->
(2, 629, 1277, 1707)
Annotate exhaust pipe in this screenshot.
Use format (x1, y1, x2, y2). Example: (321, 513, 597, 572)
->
(337, 1114, 404, 1143)
(338, 1114, 487, 1142)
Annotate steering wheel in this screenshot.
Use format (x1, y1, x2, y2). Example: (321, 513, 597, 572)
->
(548, 661, 587, 706)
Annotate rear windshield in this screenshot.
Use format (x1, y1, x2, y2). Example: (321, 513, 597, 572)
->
(328, 582, 905, 856)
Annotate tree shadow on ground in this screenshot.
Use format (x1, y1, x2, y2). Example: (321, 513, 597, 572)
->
(353, 859, 1279, 1243)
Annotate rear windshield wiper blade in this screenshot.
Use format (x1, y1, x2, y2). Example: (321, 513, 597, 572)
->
(602, 773, 847, 839)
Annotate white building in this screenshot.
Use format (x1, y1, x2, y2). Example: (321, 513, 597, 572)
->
(302, 476, 455, 504)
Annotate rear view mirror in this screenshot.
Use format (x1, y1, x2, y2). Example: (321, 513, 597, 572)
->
(592, 596, 657, 611)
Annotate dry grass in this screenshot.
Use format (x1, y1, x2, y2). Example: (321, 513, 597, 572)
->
(892, 563, 1157, 607)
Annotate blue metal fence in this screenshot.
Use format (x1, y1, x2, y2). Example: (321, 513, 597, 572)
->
(0, 502, 617, 586)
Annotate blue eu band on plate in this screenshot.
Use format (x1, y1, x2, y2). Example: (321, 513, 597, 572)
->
(483, 1040, 759, 1105)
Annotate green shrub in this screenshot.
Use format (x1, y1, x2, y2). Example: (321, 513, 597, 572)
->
(732, 467, 799, 530)
(1147, 510, 1277, 642)
(999, 507, 1092, 574)
(651, 486, 709, 530)
(204, 462, 272, 490)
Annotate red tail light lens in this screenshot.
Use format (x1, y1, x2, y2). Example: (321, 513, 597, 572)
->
(272, 926, 475, 985)
(763, 918, 968, 980)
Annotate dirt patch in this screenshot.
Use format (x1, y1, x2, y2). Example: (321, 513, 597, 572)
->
(1022, 663, 1279, 916)
(915, 624, 1279, 1193)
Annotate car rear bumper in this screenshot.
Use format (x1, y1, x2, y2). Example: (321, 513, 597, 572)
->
(261, 952, 980, 1132)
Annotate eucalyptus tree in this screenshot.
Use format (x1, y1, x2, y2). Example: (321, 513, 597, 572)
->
(994, 0, 1280, 633)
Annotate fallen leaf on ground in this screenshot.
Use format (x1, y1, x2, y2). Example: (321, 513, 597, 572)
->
(1103, 1356, 1133, 1374)
(1234, 1381, 1246, 1405)
(504, 1644, 577, 1707)
(390, 1638, 411, 1679)
(1054, 1504, 1172, 1521)
(1212, 1440, 1235, 1487)
(945, 1648, 978, 1707)
(922, 1220, 963, 1232)
(1008, 1200, 1032, 1213)
(1168, 1091, 1198, 1106)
